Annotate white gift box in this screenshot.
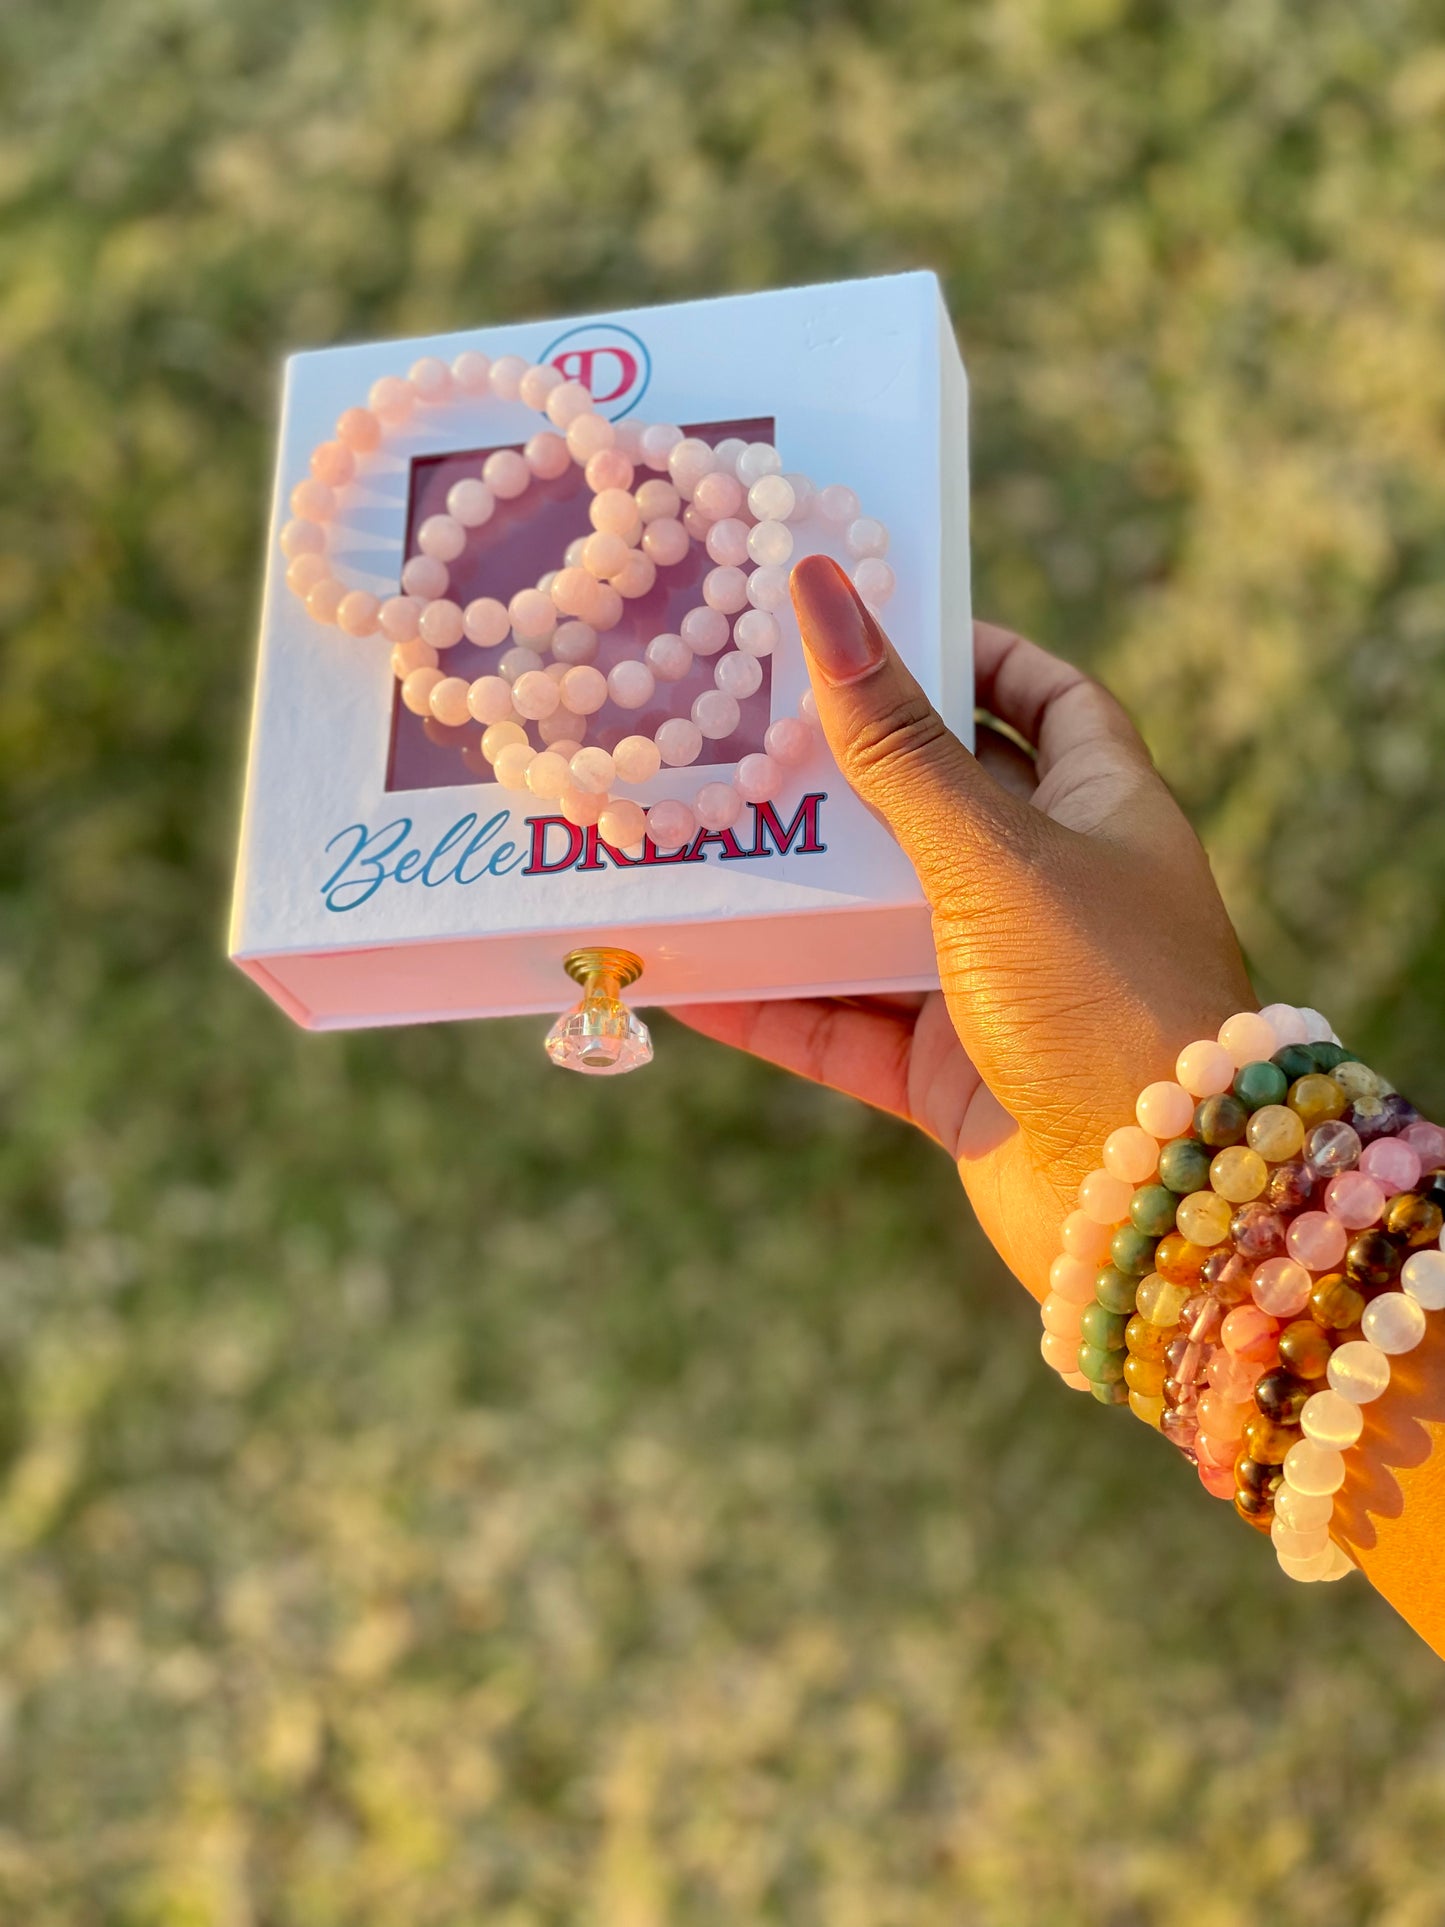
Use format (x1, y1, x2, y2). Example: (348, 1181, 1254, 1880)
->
(230, 271, 972, 1031)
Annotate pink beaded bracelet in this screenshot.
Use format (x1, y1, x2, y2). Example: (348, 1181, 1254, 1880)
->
(1041, 1003, 1445, 1584)
(280, 351, 894, 851)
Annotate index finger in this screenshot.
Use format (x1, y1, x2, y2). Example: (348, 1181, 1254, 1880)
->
(973, 620, 1152, 782)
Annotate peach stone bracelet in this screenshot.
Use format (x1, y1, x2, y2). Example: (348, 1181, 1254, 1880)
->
(279, 350, 895, 852)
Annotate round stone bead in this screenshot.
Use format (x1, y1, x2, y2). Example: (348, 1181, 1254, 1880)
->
(1129, 1390, 1167, 1428)
(568, 747, 616, 796)
(1080, 1168, 1135, 1226)
(1103, 1126, 1160, 1185)
(1274, 1482, 1336, 1532)
(1129, 1184, 1180, 1237)
(1221, 1305, 1280, 1362)
(1194, 1094, 1248, 1148)
(1360, 1136, 1423, 1193)
(1304, 1120, 1361, 1178)
(1208, 1349, 1260, 1400)
(560, 665, 608, 716)
(1254, 1368, 1310, 1424)
(855, 558, 896, 605)
(1324, 1170, 1386, 1230)
(1077, 1342, 1126, 1385)
(608, 660, 657, 710)
(286, 553, 331, 597)
(1042, 1295, 1085, 1340)
(1362, 1290, 1426, 1355)
(1198, 1390, 1248, 1440)
(336, 405, 383, 453)
(748, 474, 796, 521)
(706, 517, 750, 567)
(291, 479, 337, 522)
(715, 651, 764, 700)
(527, 432, 574, 480)
(1310, 1272, 1366, 1331)
(525, 751, 573, 801)
(1232, 1060, 1289, 1111)
(1080, 1303, 1129, 1351)
(1209, 1146, 1268, 1203)
(1383, 1191, 1445, 1248)
(310, 440, 355, 488)
(1277, 1320, 1333, 1379)
(466, 676, 514, 726)
(1274, 1049, 1324, 1094)
(735, 609, 781, 659)
(642, 634, 691, 684)
(1233, 1485, 1276, 1531)
(1243, 1412, 1300, 1465)
(447, 479, 497, 528)
(1092, 1378, 1130, 1407)
(735, 754, 781, 805)
(764, 717, 815, 767)
(1247, 1104, 1306, 1163)
(681, 606, 731, 656)
(1124, 1354, 1166, 1398)
(747, 566, 790, 611)
(492, 743, 535, 790)
(1401, 1120, 1445, 1168)
(479, 719, 527, 762)
(1176, 1191, 1232, 1247)
(1135, 1273, 1189, 1328)
(1265, 1160, 1315, 1215)
(598, 799, 648, 851)
(427, 676, 471, 727)
(692, 690, 741, 741)
(1220, 1012, 1280, 1067)
(368, 375, 415, 425)
(645, 799, 697, 852)
(1285, 1211, 1347, 1272)
(1326, 1339, 1391, 1404)
(612, 735, 663, 785)
(1176, 1039, 1236, 1097)
(1284, 1436, 1346, 1495)
(1230, 1202, 1286, 1261)
(1288, 1074, 1348, 1128)
(400, 666, 444, 715)
(391, 638, 438, 679)
(1137, 1082, 1195, 1139)
(1270, 1518, 1331, 1562)
(337, 590, 380, 637)
(1053, 1262, 1096, 1316)
(1093, 1266, 1138, 1315)
(1156, 1138, 1211, 1196)
(1061, 1212, 1112, 1264)
(1109, 1225, 1158, 1278)
(694, 782, 743, 831)
(1153, 1233, 1208, 1285)
(511, 670, 560, 720)
(559, 787, 605, 829)
(1125, 1313, 1170, 1360)
(1402, 1249, 1445, 1310)
(818, 483, 861, 522)
(1345, 1229, 1403, 1290)
(419, 599, 466, 649)
(1251, 1258, 1312, 1319)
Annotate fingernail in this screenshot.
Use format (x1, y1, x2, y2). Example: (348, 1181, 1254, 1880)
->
(790, 553, 887, 685)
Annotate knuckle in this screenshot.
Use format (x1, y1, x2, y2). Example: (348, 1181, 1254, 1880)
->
(843, 693, 951, 793)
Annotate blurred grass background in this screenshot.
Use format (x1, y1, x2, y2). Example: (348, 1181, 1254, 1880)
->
(3, 1, 1445, 1921)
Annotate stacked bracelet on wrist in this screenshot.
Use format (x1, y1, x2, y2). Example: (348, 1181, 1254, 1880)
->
(1041, 1004, 1445, 1584)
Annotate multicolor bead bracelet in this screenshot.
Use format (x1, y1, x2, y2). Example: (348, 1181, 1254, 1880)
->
(1041, 1003, 1445, 1584)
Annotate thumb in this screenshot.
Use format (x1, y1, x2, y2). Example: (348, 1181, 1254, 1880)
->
(790, 554, 1042, 909)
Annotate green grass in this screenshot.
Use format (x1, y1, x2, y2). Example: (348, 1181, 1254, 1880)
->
(2, 1, 1445, 1919)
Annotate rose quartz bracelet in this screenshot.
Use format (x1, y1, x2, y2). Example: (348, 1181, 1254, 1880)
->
(1041, 1003, 1445, 1584)
(279, 351, 894, 851)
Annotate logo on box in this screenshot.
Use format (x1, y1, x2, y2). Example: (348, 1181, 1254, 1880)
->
(542, 321, 651, 421)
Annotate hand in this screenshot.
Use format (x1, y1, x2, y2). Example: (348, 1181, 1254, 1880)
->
(673, 556, 1255, 1302)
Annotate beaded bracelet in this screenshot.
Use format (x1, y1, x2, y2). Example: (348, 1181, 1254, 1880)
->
(1041, 1003, 1445, 1584)
(279, 350, 894, 851)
